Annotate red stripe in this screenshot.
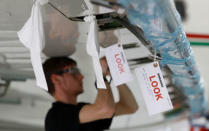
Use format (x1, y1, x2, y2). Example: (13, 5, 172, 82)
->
(186, 33, 209, 39)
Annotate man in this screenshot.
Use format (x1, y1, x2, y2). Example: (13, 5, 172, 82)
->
(43, 56, 138, 131)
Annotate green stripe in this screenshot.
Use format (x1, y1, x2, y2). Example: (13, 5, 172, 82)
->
(190, 41, 209, 46)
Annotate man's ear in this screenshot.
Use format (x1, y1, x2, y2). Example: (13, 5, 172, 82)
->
(51, 74, 62, 85)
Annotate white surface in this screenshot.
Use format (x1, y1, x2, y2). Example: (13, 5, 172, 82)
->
(109, 117, 190, 131)
(0, 0, 209, 131)
(183, 0, 209, 34)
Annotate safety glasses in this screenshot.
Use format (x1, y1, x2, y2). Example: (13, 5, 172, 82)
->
(56, 67, 80, 75)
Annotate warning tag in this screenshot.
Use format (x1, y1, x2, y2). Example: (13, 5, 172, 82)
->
(135, 62, 173, 115)
(105, 44, 133, 86)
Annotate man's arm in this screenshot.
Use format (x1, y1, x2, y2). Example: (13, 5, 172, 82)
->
(79, 58, 115, 124)
(79, 82, 115, 123)
(99, 57, 138, 116)
(115, 84, 138, 116)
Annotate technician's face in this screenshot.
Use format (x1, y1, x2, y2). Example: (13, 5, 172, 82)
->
(61, 64, 84, 95)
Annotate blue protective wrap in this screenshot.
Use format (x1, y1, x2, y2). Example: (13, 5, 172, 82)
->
(118, 0, 207, 117)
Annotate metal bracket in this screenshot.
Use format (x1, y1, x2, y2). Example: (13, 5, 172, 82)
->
(0, 80, 10, 97)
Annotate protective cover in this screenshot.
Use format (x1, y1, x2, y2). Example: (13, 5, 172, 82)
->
(118, 0, 207, 118)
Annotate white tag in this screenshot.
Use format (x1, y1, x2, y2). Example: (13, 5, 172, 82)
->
(135, 62, 173, 116)
(17, 1, 48, 90)
(105, 44, 133, 86)
(84, 16, 106, 89)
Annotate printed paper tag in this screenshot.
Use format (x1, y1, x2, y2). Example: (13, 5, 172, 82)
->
(105, 44, 133, 86)
(135, 62, 173, 116)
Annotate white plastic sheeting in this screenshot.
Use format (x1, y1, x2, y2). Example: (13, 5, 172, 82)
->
(17, 0, 48, 90)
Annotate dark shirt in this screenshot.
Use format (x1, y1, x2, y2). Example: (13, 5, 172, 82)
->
(45, 102, 113, 131)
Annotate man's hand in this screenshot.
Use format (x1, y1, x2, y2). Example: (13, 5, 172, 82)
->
(115, 84, 138, 116)
(100, 57, 111, 76)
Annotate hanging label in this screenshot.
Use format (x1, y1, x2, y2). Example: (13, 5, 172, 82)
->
(135, 62, 173, 116)
(105, 44, 133, 86)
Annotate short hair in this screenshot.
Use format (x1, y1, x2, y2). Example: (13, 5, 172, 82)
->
(43, 57, 76, 95)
